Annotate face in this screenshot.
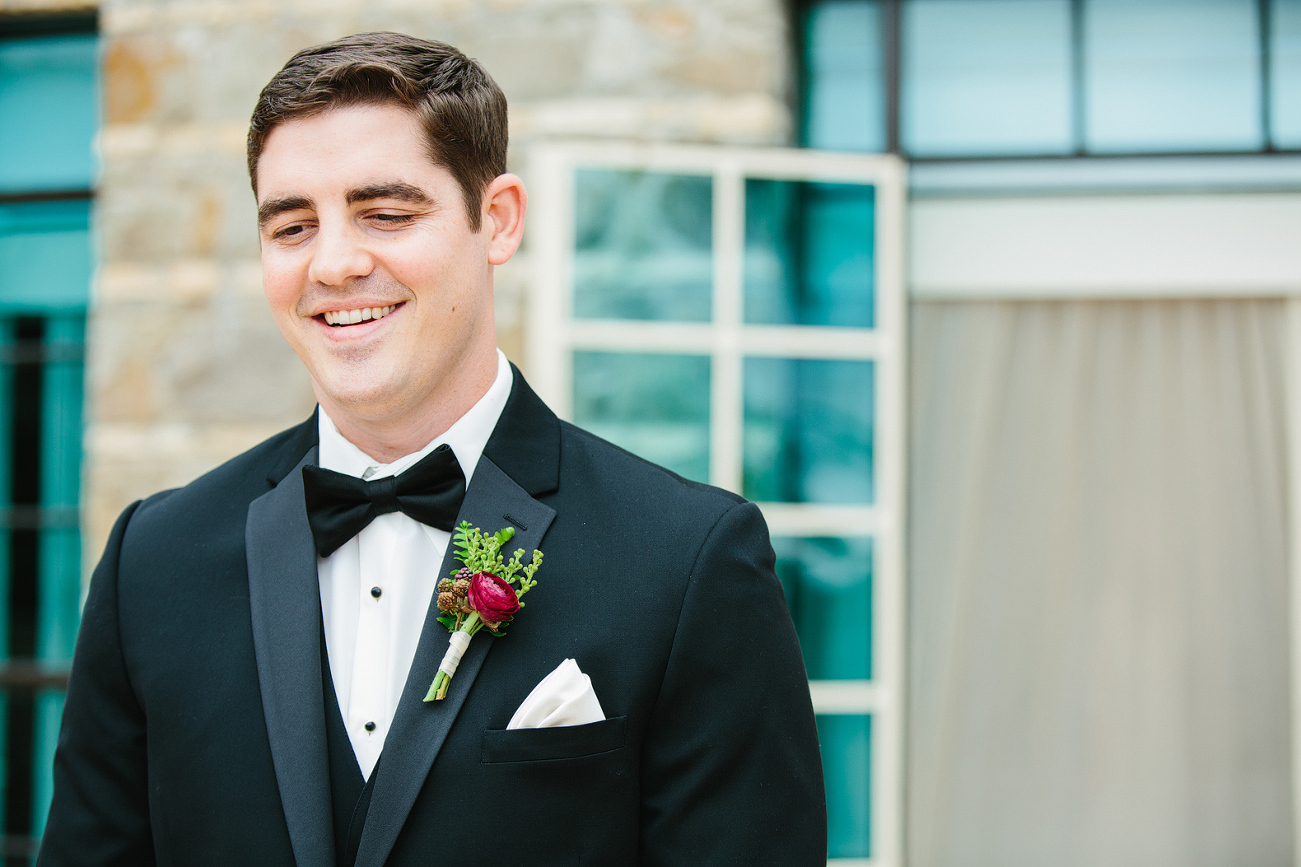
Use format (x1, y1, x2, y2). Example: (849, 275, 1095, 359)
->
(255, 103, 522, 429)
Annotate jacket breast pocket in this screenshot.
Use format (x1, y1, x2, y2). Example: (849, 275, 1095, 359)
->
(481, 716, 627, 764)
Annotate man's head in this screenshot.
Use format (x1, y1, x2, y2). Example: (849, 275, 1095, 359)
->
(250, 34, 525, 460)
(248, 32, 507, 231)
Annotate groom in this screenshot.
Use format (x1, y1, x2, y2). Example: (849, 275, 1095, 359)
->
(40, 32, 826, 867)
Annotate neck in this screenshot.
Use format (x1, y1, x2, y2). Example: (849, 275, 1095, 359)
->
(316, 351, 499, 464)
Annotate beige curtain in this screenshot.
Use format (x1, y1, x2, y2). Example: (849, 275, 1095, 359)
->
(907, 299, 1292, 866)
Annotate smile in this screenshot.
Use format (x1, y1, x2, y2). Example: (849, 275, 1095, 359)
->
(322, 304, 399, 327)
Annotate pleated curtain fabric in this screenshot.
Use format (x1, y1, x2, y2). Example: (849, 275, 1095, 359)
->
(907, 298, 1292, 866)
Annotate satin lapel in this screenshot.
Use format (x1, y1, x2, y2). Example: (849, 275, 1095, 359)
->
(353, 456, 556, 867)
(246, 447, 334, 867)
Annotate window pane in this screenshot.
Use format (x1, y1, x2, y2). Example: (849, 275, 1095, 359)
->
(0, 34, 98, 192)
(572, 352, 710, 483)
(1084, 0, 1263, 152)
(745, 180, 875, 328)
(818, 714, 871, 858)
(744, 358, 874, 503)
(1272, 0, 1301, 148)
(805, 0, 886, 151)
(0, 201, 92, 312)
(774, 536, 872, 680)
(901, 0, 1073, 156)
(573, 170, 712, 322)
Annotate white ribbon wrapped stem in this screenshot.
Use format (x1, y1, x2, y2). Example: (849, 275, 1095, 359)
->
(438, 630, 472, 677)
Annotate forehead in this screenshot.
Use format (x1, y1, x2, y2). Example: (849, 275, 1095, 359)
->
(255, 103, 445, 200)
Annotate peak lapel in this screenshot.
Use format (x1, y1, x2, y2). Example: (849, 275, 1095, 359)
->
(353, 456, 556, 867)
(247, 447, 334, 867)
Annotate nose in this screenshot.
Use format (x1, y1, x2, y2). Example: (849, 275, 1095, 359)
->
(307, 219, 375, 287)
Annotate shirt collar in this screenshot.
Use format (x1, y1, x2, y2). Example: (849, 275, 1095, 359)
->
(317, 349, 514, 485)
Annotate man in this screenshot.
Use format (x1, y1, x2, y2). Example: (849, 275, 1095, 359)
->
(40, 32, 825, 867)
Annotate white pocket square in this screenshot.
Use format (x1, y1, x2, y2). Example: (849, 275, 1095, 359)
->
(507, 658, 606, 729)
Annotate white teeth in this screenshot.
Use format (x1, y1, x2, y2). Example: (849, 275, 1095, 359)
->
(324, 304, 396, 326)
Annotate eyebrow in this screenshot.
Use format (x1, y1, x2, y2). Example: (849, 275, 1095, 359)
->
(257, 195, 311, 228)
(256, 183, 435, 229)
(346, 182, 434, 207)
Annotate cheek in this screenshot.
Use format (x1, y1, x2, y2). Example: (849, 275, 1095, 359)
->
(261, 259, 302, 313)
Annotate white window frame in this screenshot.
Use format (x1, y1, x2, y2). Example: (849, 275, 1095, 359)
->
(526, 141, 908, 867)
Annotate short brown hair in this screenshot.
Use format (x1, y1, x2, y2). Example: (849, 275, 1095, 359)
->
(247, 32, 507, 230)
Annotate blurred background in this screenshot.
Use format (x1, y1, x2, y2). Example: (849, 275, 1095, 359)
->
(2, 0, 1300, 864)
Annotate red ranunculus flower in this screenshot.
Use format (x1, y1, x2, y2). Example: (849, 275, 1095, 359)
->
(467, 572, 520, 621)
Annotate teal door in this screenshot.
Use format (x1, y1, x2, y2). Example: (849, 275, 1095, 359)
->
(0, 16, 97, 859)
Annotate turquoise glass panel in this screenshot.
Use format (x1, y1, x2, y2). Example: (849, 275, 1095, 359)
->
(0, 34, 98, 192)
(1273, 0, 1301, 148)
(32, 691, 63, 837)
(773, 536, 872, 680)
(744, 358, 874, 503)
(0, 321, 12, 824)
(573, 170, 712, 322)
(38, 314, 83, 665)
(572, 352, 710, 483)
(901, 0, 1073, 156)
(32, 315, 85, 835)
(0, 201, 92, 313)
(745, 180, 875, 328)
(1084, 0, 1263, 152)
(818, 714, 871, 858)
(804, 0, 886, 151)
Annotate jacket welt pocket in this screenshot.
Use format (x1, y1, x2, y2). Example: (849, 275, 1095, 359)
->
(481, 716, 627, 764)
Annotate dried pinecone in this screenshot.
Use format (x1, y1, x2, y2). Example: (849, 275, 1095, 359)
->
(436, 592, 458, 613)
(452, 578, 471, 596)
(436, 578, 455, 593)
(454, 566, 473, 582)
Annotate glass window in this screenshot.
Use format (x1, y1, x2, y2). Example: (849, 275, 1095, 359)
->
(1272, 0, 1301, 148)
(1084, 0, 1263, 152)
(536, 144, 904, 865)
(774, 536, 873, 680)
(744, 358, 875, 504)
(745, 180, 875, 328)
(0, 34, 97, 192)
(819, 714, 872, 858)
(0, 202, 92, 313)
(572, 351, 711, 483)
(901, 0, 1074, 156)
(0, 28, 96, 849)
(805, 0, 887, 152)
(573, 170, 712, 322)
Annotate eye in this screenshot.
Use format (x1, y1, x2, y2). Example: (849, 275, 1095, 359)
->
(371, 213, 416, 226)
(269, 221, 313, 242)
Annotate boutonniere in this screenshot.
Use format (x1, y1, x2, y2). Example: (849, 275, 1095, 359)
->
(424, 521, 543, 702)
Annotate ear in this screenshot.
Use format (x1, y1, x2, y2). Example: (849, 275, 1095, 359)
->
(482, 173, 527, 266)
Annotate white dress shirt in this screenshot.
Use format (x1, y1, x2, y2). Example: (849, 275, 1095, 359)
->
(316, 350, 513, 778)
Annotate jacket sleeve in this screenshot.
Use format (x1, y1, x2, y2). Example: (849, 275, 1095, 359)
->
(38, 502, 156, 867)
(640, 501, 827, 866)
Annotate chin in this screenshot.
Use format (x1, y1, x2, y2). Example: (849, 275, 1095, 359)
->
(314, 372, 410, 419)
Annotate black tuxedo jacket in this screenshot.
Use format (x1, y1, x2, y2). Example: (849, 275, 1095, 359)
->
(39, 371, 826, 866)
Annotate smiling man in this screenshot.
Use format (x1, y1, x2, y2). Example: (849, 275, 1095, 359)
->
(39, 33, 826, 867)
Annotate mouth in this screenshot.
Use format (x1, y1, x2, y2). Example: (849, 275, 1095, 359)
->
(318, 303, 401, 327)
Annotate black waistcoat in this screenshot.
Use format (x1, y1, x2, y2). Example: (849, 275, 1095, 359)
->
(321, 633, 378, 867)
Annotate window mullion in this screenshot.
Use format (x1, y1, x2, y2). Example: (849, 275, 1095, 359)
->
(711, 164, 745, 494)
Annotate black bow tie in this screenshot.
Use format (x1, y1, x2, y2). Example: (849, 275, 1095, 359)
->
(302, 443, 467, 558)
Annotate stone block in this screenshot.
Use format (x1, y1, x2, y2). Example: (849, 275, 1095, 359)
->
(88, 296, 315, 426)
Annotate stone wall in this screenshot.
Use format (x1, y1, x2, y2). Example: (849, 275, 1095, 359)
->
(81, 0, 793, 567)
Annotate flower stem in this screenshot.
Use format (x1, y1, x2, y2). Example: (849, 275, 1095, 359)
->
(424, 613, 484, 702)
